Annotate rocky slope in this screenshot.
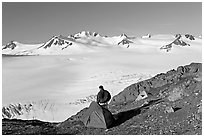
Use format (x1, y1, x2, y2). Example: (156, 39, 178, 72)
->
(110, 62, 201, 105)
(2, 62, 202, 135)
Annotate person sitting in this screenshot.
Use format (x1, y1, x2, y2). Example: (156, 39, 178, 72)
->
(96, 85, 111, 109)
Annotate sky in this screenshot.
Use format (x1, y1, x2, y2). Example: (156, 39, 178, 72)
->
(2, 2, 202, 45)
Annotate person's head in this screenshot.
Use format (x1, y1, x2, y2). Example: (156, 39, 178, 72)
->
(99, 85, 104, 90)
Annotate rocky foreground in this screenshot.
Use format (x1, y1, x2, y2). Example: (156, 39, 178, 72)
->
(2, 63, 202, 135)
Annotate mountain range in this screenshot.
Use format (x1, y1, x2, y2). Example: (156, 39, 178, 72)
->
(2, 31, 201, 55)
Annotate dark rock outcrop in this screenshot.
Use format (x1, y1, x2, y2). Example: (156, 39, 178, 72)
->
(185, 34, 195, 40)
(2, 41, 17, 50)
(118, 39, 133, 47)
(42, 35, 75, 49)
(110, 63, 201, 105)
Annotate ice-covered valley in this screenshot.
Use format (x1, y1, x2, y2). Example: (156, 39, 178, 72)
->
(2, 32, 202, 122)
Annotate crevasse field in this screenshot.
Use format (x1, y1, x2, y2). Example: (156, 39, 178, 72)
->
(2, 34, 202, 122)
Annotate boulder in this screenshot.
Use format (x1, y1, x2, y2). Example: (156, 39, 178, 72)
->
(167, 88, 183, 102)
(165, 106, 174, 113)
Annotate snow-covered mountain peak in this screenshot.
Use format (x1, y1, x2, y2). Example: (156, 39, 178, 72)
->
(160, 33, 195, 52)
(40, 35, 75, 50)
(141, 34, 151, 38)
(184, 34, 196, 40)
(10, 41, 19, 44)
(174, 33, 196, 41)
(74, 31, 87, 37)
(175, 34, 182, 39)
(119, 33, 128, 38)
(2, 41, 18, 50)
(74, 31, 101, 38)
(57, 35, 76, 42)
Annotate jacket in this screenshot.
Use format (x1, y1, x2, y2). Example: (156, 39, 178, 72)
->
(97, 89, 111, 104)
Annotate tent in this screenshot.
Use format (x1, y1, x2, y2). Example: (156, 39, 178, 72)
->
(135, 90, 148, 101)
(81, 101, 115, 129)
